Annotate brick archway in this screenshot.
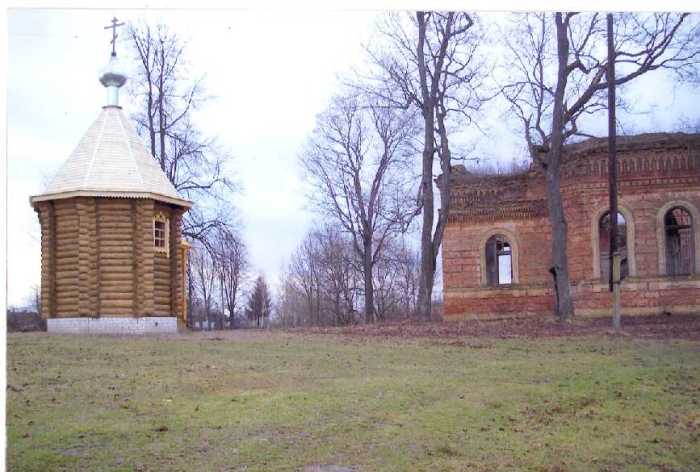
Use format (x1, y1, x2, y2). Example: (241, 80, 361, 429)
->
(656, 200, 700, 276)
(590, 205, 637, 280)
(478, 228, 520, 286)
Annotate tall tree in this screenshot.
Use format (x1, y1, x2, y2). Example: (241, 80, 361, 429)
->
(301, 94, 417, 323)
(126, 22, 237, 245)
(501, 12, 699, 320)
(190, 242, 217, 329)
(245, 276, 272, 328)
(213, 227, 248, 329)
(365, 11, 485, 319)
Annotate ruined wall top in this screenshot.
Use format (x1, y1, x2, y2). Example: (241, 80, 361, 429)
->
(448, 132, 700, 223)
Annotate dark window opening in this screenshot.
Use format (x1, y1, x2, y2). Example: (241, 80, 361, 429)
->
(486, 234, 512, 286)
(665, 207, 694, 276)
(599, 211, 628, 281)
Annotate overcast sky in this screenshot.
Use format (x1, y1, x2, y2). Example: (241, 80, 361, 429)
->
(6, 8, 700, 307)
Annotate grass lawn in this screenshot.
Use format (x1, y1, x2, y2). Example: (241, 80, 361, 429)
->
(6, 330, 700, 471)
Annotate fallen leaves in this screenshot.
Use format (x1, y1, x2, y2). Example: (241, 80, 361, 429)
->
(292, 313, 700, 341)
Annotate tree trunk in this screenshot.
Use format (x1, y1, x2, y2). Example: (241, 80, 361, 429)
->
(416, 112, 436, 320)
(544, 13, 575, 322)
(363, 241, 375, 324)
(544, 155, 575, 321)
(158, 41, 167, 170)
(415, 12, 438, 321)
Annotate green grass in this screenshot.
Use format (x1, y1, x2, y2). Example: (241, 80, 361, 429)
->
(7, 331, 700, 471)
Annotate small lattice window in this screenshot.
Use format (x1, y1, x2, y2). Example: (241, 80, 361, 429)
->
(153, 213, 170, 255)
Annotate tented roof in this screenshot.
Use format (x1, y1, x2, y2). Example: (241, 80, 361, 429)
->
(30, 106, 192, 208)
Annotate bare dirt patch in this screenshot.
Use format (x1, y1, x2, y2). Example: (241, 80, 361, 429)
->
(294, 313, 700, 340)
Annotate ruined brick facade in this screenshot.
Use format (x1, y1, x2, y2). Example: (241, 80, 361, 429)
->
(442, 133, 700, 319)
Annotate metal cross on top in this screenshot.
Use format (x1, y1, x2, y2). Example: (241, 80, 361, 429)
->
(104, 17, 125, 57)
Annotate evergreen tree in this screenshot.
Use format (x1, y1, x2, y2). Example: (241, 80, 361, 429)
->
(245, 276, 272, 328)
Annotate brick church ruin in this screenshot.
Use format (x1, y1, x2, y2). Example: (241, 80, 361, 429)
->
(443, 133, 700, 319)
(29, 38, 192, 334)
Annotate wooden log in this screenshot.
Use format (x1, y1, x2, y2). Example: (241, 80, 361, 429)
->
(98, 283, 134, 292)
(55, 255, 79, 263)
(54, 212, 78, 220)
(98, 223, 136, 230)
(100, 292, 135, 301)
(55, 271, 79, 280)
(98, 266, 133, 274)
(99, 299, 135, 309)
(97, 213, 134, 221)
(55, 303, 79, 310)
(100, 278, 134, 286)
(55, 301, 79, 309)
(55, 252, 78, 261)
(99, 254, 134, 261)
(97, 228, 134, 236)
(101, 272, 135, 282)
(99, 246, 134, 254)
(56, 282, 79, 290)
(98, 252, 134, 259)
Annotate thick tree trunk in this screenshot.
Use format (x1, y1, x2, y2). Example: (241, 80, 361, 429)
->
(544, 162, 574, 320)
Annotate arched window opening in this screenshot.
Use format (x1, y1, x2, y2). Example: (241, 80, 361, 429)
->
(665, 207, 694, 275)
(485, 235, 512, 286)
(599, 211, 628, 281)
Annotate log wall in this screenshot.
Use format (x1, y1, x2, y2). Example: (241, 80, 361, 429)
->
(97, 199, 135, 316)
(34, 197, 187, 320)
(54, 199, 79, 316)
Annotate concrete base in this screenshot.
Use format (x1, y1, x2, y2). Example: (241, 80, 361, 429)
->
(47, 317, 178, 335)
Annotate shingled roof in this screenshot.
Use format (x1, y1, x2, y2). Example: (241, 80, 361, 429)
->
(30, 106, 192, 208)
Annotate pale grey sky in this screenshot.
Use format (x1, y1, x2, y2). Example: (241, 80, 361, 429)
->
(6, 8, 700, 307)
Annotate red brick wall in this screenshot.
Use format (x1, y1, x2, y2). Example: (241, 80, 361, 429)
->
(443, 139, 700, 319)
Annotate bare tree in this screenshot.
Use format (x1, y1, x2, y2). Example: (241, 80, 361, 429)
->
(126, 22, 237, 246)
(279, 226, 361, 327)
(501, 12, 700, 320)
(278, 226, 420, 327)
(288, 230, 324, 326)
(374, 238, 421, 320)
(301, 94, 417, 323)
(364, 12, 486, 319)
(213, 227, 248, 329)
(316, 226, 360, 326)
(190, 242, 218, 329)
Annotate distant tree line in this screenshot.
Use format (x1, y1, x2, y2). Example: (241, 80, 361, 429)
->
(276, 226, 420, 327)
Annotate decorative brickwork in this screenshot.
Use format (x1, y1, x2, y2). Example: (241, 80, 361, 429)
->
(443, 133, 700, 319)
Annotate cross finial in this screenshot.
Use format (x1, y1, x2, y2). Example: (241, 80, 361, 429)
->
(104, 17, 125, 57)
